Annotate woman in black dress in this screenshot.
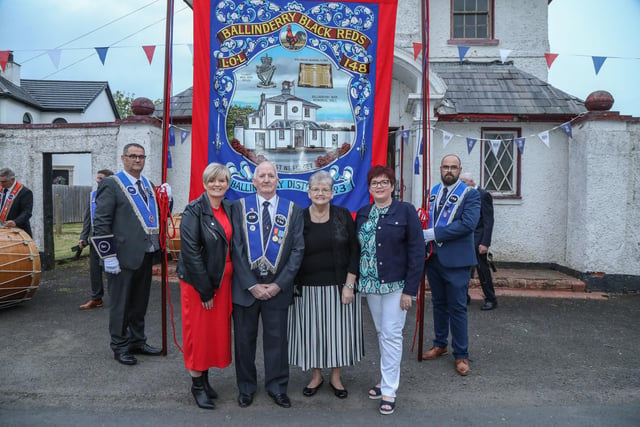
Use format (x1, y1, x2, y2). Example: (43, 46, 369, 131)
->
(288, 170, 363, 399)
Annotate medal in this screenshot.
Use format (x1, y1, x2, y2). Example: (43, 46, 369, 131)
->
(250, 225, 256, 231)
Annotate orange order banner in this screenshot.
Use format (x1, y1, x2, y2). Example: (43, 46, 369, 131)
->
(191, 0, 398, 211)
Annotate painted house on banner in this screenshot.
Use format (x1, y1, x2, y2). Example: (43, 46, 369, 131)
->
(160, 0, 638, 291)
(234, 80, 354, 152)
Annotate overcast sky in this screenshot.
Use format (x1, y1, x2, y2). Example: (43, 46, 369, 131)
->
(1, 0, 638, 116)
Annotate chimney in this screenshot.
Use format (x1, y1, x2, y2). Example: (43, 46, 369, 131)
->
(0, 52, 21, 86)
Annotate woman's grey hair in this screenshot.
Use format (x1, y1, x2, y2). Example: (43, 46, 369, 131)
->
(308, 170, 334, 189)
(202, 162, 231, 184)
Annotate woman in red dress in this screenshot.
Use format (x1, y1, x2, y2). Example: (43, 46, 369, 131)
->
(177, 163, 233, 409)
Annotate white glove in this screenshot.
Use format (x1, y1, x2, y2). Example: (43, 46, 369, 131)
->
(104, 257, 121, 274)
(160, 182, 172, 199)
(423, 228, 435, 244)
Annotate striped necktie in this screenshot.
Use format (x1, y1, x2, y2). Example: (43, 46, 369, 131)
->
(262, 201, 271, 248)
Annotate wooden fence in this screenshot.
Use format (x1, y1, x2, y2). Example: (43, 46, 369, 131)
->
(53, 185, 91, 225)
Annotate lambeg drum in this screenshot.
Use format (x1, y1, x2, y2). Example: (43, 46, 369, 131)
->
(0, 227, 41, 309)
(167, 214, 181, 261)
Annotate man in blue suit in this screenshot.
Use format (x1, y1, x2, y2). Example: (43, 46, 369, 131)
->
(422, 154, 480, 376)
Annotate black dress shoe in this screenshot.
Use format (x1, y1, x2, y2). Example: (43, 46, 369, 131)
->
(302, 379, 323, 397)
(114, 351, 137, 365)
(330, 383, 348, 399)
(129, 344, 162, 355)
(237, 393, 254, 408)
(268, 391, 291, 408)
(481, 300, 497, 311)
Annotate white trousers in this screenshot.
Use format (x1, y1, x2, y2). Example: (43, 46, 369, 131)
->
(366, 289, 407, 398)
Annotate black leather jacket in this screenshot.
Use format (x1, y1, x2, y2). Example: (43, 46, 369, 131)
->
(176, 194, 233, 302)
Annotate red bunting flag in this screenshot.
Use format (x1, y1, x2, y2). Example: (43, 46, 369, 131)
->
(413, 42, 422, 60)
(0, 50, 10, 72)
(545, 52, 558, 69)
(142, 45, 156, 64)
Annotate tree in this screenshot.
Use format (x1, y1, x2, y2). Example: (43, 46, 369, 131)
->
(113, 90, 135, 118)
(226, 104, 256, 138)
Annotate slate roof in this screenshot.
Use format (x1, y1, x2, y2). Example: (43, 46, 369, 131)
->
(430, 61, 586, 116)
(0, 76, 40, 108)
(0, 76, 119, 117)
(154, 87, 193, 118)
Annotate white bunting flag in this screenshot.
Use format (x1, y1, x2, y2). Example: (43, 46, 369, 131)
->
(499, 49, 512, 64)
(442, 131, 454, 148)
(537, 130, 550, 148)
(490, 139, 501, 157)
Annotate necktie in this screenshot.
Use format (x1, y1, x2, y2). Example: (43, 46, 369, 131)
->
(437, 187, 448, 216)
(136, 180, 148, 204)
(1, 189, 6, 207)
(262, 201, 272, 248)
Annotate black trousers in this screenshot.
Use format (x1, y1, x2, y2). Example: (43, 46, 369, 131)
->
(88, 246, 104, 301)
(232, 300, 289, 396)
(476, 251, 497, 303)
(106, 252, 154, 352)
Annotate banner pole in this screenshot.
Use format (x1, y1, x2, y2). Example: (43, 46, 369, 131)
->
(159, 0, 175, 356)
(418, 0, 430, 362)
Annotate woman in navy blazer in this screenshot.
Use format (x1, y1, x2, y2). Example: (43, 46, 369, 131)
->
(355, 165, 425, 415)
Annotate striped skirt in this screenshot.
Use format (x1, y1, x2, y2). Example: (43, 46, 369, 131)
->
(288, 285, 364, 371)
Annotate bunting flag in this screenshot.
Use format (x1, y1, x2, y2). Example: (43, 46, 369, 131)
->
(457, 45, 470, 63)
(442, 130, 454, 148)
(489, 139, 501, 157)
(168, 126, 176, 146)
(418, 138, 423, 155)
(466, 137, 477, 154)
(46, 49, 61, 69)
(413, 42, 422, 60)
(499, 49, 512, 64)
(592, 56, 607, 75)
(514, 137, 526, 155)
(414, 155, 420, 175)
(559, 121, 573, 138)
(191, 0, 399, 210)
(180, 129, 190, 144)
(537, 130, 550, 148)
(167, 150, 173, 169)
(95, 47, 109, 65)
(400, 129, 411, 141)
(0, 50, 10, 72)
(142, 45, 156, 64)
(544, 52, 558, 69)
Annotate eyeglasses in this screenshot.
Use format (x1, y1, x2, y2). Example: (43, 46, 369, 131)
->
(440, 165, 459, 171)
(125, 154, 147, 160)
(309, 187, 332, 194)
(370, 179, 391, 188)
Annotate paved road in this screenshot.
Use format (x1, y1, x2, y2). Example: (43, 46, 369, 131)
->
(1, 261, 639, 426)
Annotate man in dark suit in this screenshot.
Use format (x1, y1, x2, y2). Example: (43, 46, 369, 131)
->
(231, 161, 304, 408)
(93, 143, 169, 366)
(0, 168, 33, 237)
(78, 169, 114, 310)
(422, 155, 480, 376)
(461, 172, 497, 311)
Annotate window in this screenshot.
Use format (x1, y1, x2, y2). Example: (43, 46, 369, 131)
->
(304, 107, 310, 118)
(311, 130, 317, 140)
(23, 112, 33, 124)
(451, 0, 493, 41)
(275, 105, 282, 116)
(481, 129, 521, 197)
(278, 129, 285, 140)
(52, 117, 68, 124)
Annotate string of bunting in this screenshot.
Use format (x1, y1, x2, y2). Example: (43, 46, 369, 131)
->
(390, 112, 587, 175)
(411, 42, 639, 76)
(0, 45, 194, 71)
(150, 117, 191, 169)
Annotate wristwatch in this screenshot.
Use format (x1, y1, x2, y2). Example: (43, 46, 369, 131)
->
(345, 283, 355, 289)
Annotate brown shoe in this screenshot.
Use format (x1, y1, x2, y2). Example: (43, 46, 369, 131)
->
(423, 346, 448, 360)
(79, 299, 103, 310)
(455, 358, 470, 376)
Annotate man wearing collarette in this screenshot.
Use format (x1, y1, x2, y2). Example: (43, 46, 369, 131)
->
(92, 143, 170, 366)
(422, 154, 480, 376)
(78, 169, 114, 310)
(231, 161, 304, 409)
(0, 168, 33, 237)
